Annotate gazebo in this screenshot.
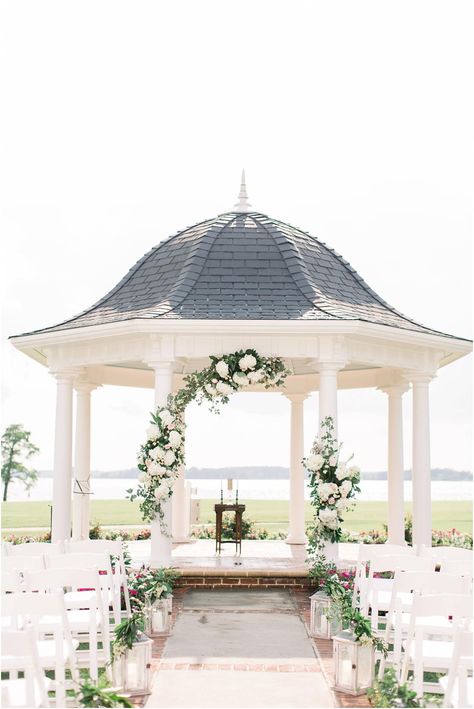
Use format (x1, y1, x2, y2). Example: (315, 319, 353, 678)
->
(10, 175, 472, 566)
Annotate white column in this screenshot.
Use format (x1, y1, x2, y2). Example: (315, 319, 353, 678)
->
(72, 381, 98, 541)
(411, 375, 433, 549)
(379, 384, 408, 545)
(317, 363, 341, 436)
(149, 361, 174, 567)
(285, 394, 308, 545)
(51, 370, 75, 542)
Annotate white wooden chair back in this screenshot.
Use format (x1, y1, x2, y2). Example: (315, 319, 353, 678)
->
(2, 556, 46, 573)
(1, 627, 50, 707)
(419, 545, 473, 563)
(45, 551, 120, 624)
(66, 539, 131, 615)
(7, 542, 64, 556)
(438, 556, 473, 579)
(368, 554, 436, 578)
(1, 570, 21, 594)
(440, 627, 473, 708)
(353, 544, 414, 607)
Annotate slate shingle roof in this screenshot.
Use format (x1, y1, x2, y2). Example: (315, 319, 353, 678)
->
(20, 212, 455, 338)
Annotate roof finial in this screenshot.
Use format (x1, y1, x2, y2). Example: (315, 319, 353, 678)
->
(234, 169, 252, 212)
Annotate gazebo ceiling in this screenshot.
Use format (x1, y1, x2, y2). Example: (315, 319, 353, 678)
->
(14, 208, 458, 340)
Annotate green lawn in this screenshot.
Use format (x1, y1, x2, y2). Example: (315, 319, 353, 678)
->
(1, 498, 472, 534)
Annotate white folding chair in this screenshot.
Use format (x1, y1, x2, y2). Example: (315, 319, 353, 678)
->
(2, 591, 79, 708)
(400, 593, 473, 699)
(352, 543, 414, 609)
(7, 542, 64, 556)
(419, 545, 473, 564)
(1, 628, 50, 707)
(2, 556, 45, 575)
(378, 571, 472, 679)
(24, 567, 112, 682)
(438, 557, 473, 579)
(439, 627, 473, 708)
(66, 539, 131, 616)
(45, 551, 121, 626)
(365, 555, 436, 630)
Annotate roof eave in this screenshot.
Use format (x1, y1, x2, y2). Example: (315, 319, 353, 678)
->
(10, 318, 472, 370)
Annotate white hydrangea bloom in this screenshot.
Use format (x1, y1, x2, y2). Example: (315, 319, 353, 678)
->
(148, 461, 167, 476)
(205, 383, 216, 396)
(340, 479, 352, 498)
(163, 449, 176, 466)
(318, 482, 339, 501)
(216, 381, 233, 395)
(239, 354, 257, 371)
(149, 446, 165, 461)
(335, 498, 349, 511)
(146, 424, 160, 439)
(247, 369, 264, 383)
(168, 430, 182, 449)
(233, 371, 248, 387)
(216, 360, 229, 379)
(318, 508, 339, 529)
(306, 453, 324, 472)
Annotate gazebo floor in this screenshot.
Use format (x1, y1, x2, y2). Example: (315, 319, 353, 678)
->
(128, 539, 359, 588)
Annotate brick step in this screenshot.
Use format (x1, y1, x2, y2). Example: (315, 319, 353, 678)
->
(175, 574, 316, 589)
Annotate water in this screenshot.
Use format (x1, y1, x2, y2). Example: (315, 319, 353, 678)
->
(6, 477, 472, 502)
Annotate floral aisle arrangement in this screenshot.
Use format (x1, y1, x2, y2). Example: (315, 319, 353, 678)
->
(127, 566, 177, 608)
(128, 349, 290, 531)
(304, 416, 361, 546)
(309, 554, 387, 655)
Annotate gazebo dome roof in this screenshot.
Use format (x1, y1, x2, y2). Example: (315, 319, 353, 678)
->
(27, 209, 452, 338)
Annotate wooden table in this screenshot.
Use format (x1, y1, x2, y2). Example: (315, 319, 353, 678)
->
(214, 503, 246, 554)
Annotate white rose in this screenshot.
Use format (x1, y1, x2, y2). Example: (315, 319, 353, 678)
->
(149, 446, 165, 461)
(318, 482, 339, 502)
(318, 508, 339, 529)
(335, 498, 349, 511)
(216, 381, 233, 395)
(158, 409, 174, 427)
(239, 354, 257, 371)
(216, 360, 229, 379)
(205, 383, 216, 396)
(306, 454, 324, 472)
(340, 480, 352, 498)
(336, 463, 350, 481)
(154, 484, 169, 500)
(347, 465, 360, 479)
(163, 450, 176, 466)
(233, 372, 249, 387)
(168, 430, 182, 448)
(146, 424, 160, 439)
(247, 369, 264, 383)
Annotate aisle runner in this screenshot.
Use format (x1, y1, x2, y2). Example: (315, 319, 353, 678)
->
(145, 589, 335, 709)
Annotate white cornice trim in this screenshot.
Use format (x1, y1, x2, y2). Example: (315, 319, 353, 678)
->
(9, 318, 472, 356)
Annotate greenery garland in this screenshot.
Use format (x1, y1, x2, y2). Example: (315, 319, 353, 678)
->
(304, 416, 361, 545)
(128, 349, 290, 532)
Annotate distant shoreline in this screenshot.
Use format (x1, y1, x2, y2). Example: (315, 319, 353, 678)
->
(37, 466, 473, 481)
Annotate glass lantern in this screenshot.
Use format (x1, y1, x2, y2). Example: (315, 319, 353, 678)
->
(144, 596, 172, 636)
(333, 630, 374, 695)
(113, 633, 153, 696)
(310, 591, 342, 639)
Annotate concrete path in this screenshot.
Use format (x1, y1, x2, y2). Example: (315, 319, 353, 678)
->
(146, 589, 335, 708)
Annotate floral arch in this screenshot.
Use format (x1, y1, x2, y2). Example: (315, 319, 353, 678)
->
(128, 349, 290, 531)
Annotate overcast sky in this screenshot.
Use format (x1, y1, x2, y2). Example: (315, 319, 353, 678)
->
(1, 1, 472, 477)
